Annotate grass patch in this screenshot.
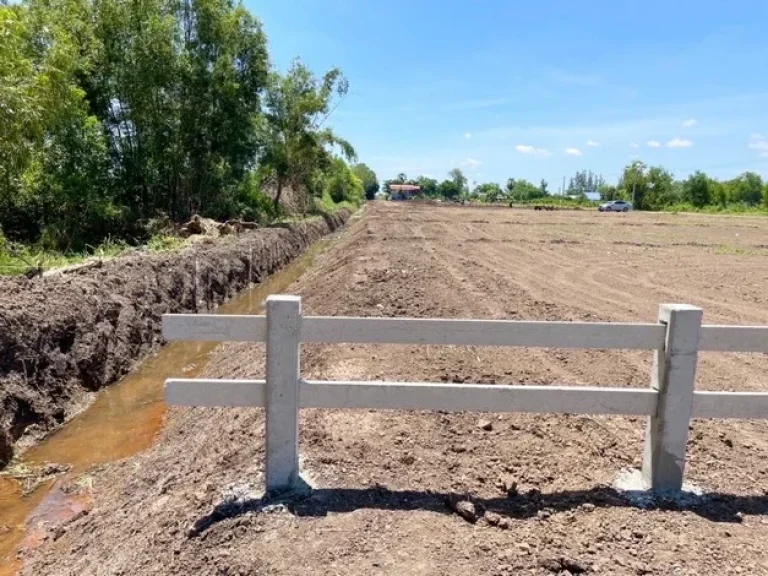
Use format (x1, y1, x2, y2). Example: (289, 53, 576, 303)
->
(663, 203, 768, 215)
(315, 191, 360, 214)
(0, 234, 189, 276)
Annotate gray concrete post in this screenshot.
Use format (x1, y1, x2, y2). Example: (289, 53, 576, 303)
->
(642, 304, 702, 491)
(265, 295, 302, 494)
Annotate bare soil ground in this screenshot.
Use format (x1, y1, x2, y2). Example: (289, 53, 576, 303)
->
(19, 203, 768, 575)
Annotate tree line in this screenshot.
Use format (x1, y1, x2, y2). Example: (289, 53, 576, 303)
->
(0, 0, 377, 250)
(601, 162, 768, 211)
(384, 163, 768, 212)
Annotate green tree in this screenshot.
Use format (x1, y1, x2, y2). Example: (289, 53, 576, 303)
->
(0, 0, 116, 247)
(259, 61, 356, 210)
(325, 157, 363, 205)
(351, 163, 379, 200)
(508, 178, 544, 201)
(712, 179, 728, 208)
(619, 161, 649, 209)
(474, 182, 503, 203)
(682, 171, 712, 208)
(416, 176, 438, 197)
(598, 184, 619, 201)
(729, 172, 764, 205)
(437, 179, 461, 200)
(448, 168, 468, 197)
(644, 166, 675, 210)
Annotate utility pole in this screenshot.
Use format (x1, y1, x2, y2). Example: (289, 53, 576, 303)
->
(562, 176, 566, 196)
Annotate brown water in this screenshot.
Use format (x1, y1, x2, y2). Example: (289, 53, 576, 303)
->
(0, 237, 334, 573)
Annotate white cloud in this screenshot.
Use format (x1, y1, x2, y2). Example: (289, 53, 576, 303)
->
(515, 144, 550, 157)
(586, 140, 600, 147)
(749, 134, 768, 158)
(647, 140, 662, 148)
(461, 157, 483, 168)
(666, 138, 694, 148)
(464, 132, 472, 139)
(565, 147, 583, 156)
(682, 118, 698, 128)
(629, 142, 640, 149)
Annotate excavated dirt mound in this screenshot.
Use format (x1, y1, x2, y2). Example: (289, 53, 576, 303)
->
(0, 211, 348, 467)
(17, 204, 768, 575)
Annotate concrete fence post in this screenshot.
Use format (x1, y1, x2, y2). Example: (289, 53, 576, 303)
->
(642, 304, 702, 491)
(265, 295, 302, 494)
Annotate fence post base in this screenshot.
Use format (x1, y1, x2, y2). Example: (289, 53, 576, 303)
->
(642, 304, 702, 491)
(265, 295, 302, 495)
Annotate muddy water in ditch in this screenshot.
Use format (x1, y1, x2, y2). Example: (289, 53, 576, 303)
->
(0, 237, 334, 573)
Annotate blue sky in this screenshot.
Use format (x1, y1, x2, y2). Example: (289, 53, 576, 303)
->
(249, 0, 768, 190)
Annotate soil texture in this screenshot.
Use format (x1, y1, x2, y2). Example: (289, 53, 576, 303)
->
(17, 204, 768, 575)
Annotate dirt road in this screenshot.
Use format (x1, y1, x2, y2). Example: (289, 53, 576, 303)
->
(20, 203, 768, 575)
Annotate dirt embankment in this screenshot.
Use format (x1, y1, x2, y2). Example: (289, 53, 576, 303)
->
(0, 211, 349, 467)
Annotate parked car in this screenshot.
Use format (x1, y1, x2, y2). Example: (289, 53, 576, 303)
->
(599, 200, 632, 212)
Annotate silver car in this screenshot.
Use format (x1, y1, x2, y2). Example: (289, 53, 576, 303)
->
(599, 200, 632, 212)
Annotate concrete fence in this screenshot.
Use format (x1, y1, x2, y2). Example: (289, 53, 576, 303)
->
(163, 296, 768, 495)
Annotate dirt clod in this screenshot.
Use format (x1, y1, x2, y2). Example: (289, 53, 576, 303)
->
(478, 419, 493, 431)
(540, 556, 589, 574)
(484, 511, 501, 526)
(451, 500, 478, 523)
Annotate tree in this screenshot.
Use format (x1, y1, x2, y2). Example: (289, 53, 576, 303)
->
(540, 179, 549, 196)
(437, 179, 461, 200)
(508, 178, 544, 201)
(474, 182, 503, 203)
(567, 170, 605, 195)
(683, 171, 712, 208)
(448, 168, 468, 197)
(729, 172, 764, 205)
(599, 184, 619, 201)
(644, 166, 675, 210)
(619, 161, 649, 209)
(713, 180, 728, 208)
(325, 158, 363, 205)
(416, 176, 438, 198)
(351, 163, 379, 200)
(259, 61, 356, 211)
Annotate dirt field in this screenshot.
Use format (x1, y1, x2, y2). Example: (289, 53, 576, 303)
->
(19, 203, 768, 575)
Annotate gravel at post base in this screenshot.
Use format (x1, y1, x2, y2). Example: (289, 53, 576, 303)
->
(19, 203, 768, 575)
(0, 211, 348, 466)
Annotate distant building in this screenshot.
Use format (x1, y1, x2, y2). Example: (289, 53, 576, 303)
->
(390, 184, 421, 201)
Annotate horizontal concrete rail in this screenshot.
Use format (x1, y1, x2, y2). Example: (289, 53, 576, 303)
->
(164, 315, 768, 353)
(164, 314, 667, 349)
(692, 391, 768, 419)
(163, 315, 267, 342)
(699, 325, 768, 352)
(166, 379, 768, 421)
(166, 379, 266, 407)
(301, 317, 666, 349)
(301, 380, 659, 415)
(166, 378, 658, 416)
